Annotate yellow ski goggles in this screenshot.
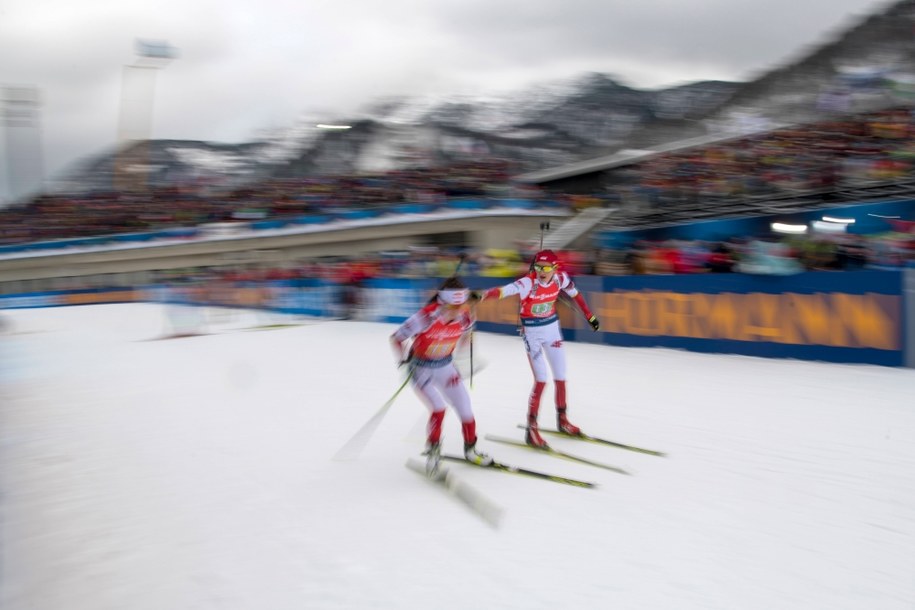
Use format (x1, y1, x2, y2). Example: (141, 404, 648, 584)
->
(533, 263, 556, 272)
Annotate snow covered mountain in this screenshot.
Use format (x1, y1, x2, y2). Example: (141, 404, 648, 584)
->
(51, 76, 739, 194)
(51, 0, 915, 194)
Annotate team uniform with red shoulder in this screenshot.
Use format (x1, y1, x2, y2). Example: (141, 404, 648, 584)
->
(476, 250, 600, 448)
(391, 279, 492, 474)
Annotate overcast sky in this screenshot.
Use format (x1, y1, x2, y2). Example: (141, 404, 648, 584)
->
(0, 0, 899, 198)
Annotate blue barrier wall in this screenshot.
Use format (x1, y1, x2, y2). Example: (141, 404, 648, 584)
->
(0, 271, 907, 367)
(598, 271, 902, 365)
(473, 271, 905, 367)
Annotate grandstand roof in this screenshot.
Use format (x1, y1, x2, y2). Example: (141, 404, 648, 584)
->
(513, 125, 785, 185)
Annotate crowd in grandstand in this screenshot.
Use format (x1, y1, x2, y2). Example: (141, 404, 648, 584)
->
(2, 104, 915, 275)
(594, 232, 908, 276)
(154, 228, 909, 292)
(611, 106, 915, 209)
(0, 158, 515, 245)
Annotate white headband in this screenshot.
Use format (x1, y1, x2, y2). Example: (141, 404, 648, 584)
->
(438, 288, 469, 305)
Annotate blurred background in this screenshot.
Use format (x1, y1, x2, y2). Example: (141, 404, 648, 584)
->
(3, 4, 915, 608)
(1, 0, 915, 362)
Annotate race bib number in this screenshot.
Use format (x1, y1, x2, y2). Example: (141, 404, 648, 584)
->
(428, 342, 452, 357)
(531, 303, 551, 316)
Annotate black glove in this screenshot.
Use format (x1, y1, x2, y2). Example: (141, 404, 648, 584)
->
(469, 290, 485, 302)
(587, 315, 600, 331)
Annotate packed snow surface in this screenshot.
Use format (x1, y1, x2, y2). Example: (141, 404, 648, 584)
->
(1, 303, 913, 610)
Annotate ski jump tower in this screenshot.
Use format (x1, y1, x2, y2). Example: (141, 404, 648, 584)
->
(115, 39, 176, 192)
(1, 85, 44, 207)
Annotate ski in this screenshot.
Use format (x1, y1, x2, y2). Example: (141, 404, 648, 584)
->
(405, 458, 504, 528)
(440, 455, 596, 489)
(517, 425, 667, 457)
(482, 435, 630, 476)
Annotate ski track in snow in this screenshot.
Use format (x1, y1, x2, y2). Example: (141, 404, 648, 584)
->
(1, 303, 914, 610)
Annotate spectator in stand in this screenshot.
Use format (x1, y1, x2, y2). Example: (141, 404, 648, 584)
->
(707, 242, 736, 273)
(624, 242, 648, 275)
(832, 235, 867, 270)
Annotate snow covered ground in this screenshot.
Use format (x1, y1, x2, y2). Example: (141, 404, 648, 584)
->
(1, 303, 914, 610)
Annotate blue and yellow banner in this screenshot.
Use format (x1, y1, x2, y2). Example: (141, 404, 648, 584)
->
(0, 271, 905, 366)
(475, 271, 904, 366)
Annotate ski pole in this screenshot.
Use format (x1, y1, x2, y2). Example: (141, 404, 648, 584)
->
(332, 367, 414, 461)
(469, 331, 474, 389)
(539, 221, 550, 249)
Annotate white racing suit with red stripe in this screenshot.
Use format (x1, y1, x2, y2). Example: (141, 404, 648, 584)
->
(483, 271, 595, 442)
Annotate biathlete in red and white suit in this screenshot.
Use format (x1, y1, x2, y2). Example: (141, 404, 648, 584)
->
(476, 249, 600, 448)
(390, 277, 492, 471)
